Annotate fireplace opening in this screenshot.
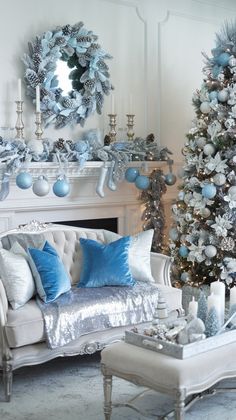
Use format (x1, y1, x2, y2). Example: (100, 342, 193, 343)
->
(55, 218, 118, 233)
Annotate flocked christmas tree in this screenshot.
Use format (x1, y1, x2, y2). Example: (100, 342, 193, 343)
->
(170, 22, 236, 291)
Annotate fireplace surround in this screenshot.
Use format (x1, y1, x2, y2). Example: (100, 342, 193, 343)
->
(0, 161, 166, 235)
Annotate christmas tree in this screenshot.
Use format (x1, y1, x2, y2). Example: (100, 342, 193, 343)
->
(205, 306, 220, 337)
(170, 22, 236, 291)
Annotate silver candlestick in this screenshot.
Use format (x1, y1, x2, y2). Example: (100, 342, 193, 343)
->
(35, 112, 43, 140)
(126, 114, 135, 141)
(15, 101, 24, 139)
(108, 114, 117, 143)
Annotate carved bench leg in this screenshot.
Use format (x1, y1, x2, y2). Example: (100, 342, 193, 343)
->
(174, 389, 185, 420)
(2, 361, 12, 402)
(103, 374, 112, 420)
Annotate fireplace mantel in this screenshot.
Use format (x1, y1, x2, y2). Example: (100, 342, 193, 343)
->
(0, 161, 167, 235)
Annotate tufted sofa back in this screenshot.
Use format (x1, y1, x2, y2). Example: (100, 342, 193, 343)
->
(0, 225, 117, 285)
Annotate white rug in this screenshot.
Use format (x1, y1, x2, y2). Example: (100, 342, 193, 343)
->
(0, 352, 235, 420)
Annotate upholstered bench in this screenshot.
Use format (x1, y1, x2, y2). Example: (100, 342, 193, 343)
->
(101, 340, 236, 420)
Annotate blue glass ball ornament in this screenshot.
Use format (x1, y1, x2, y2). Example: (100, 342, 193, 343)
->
(180, 272, 191, 282)
(216, 52, 231, 67)
(135, 175, 150, 190)
(212, 64, 222, 78)
(165, 173, 177, 186)
(53, 178, 70, 197)
(74, 140, 87, 153)
(125, 167, 140, 183)
(209, 90, 218, 101)
(179, 245, 189, 258)
(169, 228, 179, 241)
(202, 184, 217, 199)
(16, 172, 33, 190)
(32, 176, 50, 197)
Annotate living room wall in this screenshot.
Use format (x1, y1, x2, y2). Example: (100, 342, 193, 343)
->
(0, 0, 236, 230)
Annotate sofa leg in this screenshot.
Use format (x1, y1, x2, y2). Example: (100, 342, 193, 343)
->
(103, 374, 112, 420)
(2, 361, 12, 402)
(174, 389, 185, 420)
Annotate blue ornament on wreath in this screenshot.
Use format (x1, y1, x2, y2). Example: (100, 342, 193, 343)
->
(53, 177, 70, 197)
(16, 172, 33, 190)
(135, 175, 150, 190)
(202, 183, 217, 199)
(216, 52, 231, 67)
(179, 245, 189, 258)
(125, 167, 140, 183)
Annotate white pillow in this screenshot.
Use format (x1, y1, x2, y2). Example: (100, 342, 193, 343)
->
(105, 229, 154, 283)
(0, 242, 35, 309)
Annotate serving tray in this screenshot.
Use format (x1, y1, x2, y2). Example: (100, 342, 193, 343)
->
(125, 328, 236, 359)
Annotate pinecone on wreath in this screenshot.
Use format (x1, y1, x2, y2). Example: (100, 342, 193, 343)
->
(54, 138, 65, 151)
(26, 69, 39, 87)
(62, 24, 72, 36)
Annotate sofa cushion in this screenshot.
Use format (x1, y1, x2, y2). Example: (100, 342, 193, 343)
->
(5, 299, 44, 348)
(0, 243, 35, 310)
(78, 236, 135, 287)
(28, 241, 71, 303)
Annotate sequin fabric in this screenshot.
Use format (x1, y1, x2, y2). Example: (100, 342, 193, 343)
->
(37, 281, 159, 349)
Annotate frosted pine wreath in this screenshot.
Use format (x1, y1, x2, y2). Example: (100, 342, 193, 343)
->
(23, 22, 113, 128)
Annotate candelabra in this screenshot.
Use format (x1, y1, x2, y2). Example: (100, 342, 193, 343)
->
(108, 114, 117, 143)
(126, 114, 135, 141)
(35, 111, 43, 140)
(15, 101, 24, 139)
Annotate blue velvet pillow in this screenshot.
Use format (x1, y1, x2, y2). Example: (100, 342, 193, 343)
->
(28, 241, 71, 303)
(78, 236, 135, 288)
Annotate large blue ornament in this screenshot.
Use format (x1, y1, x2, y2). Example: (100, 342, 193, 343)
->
(165, 173, 177, 186)
(53, 178, 70, 197)
(179, 245, 189, 258)
(16, 172, 33, 189)
(135, 175, 150, 190)
(202, 184, 217, 199)
(209, 90, 218, 101)
(216, 52, 231, 67)
(125, 167, 140, 183)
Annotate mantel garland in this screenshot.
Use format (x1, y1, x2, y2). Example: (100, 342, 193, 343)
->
(0, 131, 174, 201)
(22, 22, 113, 128)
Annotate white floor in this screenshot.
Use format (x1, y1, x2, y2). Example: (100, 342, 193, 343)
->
(0, 353, 235, 420)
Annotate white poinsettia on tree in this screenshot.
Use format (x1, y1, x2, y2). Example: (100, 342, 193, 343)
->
(169, 22, 236, 290)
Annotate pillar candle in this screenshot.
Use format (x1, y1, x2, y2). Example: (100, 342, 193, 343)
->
(210, 280, 225, 325)
(36, 85, 40, 112)
(230, 287, 236, 308)
(207, 293, 221, 323)
(18, 78, 22, 102)
(188, 296, 198, 317)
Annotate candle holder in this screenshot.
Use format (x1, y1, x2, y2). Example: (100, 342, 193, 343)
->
(126, 114, 135, 141)
(35, 111, 43, 140)
(15, 101, 24, 139)
(108, 113, 117, 143)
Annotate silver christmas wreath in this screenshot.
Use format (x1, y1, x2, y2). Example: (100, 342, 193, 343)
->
(22, 22, 113, 128)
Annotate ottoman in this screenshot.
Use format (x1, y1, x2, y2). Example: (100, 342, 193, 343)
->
(101, 340, 236, 420)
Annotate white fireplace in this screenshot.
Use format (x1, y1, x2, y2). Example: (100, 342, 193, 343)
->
(0, 161, 165, 235)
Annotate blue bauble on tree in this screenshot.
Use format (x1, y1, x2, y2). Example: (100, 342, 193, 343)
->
(202, 183, 217, 199)
(179, 245, 189, 258)
(209, 90, 218, 101)
(135, 175, 150, 190)
(216, 52, 231, 67)
(16, 172, 33, 190)
(125, 167, 140, 183)
(53, 178, 70, 197)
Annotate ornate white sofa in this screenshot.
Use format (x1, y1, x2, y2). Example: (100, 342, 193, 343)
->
(0, 222, 182, 401)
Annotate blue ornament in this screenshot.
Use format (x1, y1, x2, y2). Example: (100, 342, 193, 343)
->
(74, 140, 87, 153)
(125, 167, 140, 183)
(181, 272, 191, 282)
(202, 184, 217, 199)
(53, 178, 70, 197)
(209, 90, 218, 101)
(135, 175, 150, 190)
(179, 245, 189, 258)
(16, 172, 33, 190)
(165, 173, 177, 186)
(216, 52, 230, 67)
(169, 228, 179, 241)
(212, 64, 222, 78)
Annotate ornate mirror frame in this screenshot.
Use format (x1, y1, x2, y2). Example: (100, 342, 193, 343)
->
(22, 22, 113, 128)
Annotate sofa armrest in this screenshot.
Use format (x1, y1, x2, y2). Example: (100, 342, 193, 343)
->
(0, 279, 8, 324)
(150, 252, 172, 287)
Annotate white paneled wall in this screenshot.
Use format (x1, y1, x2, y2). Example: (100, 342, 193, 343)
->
(0, 0, 236, 231)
